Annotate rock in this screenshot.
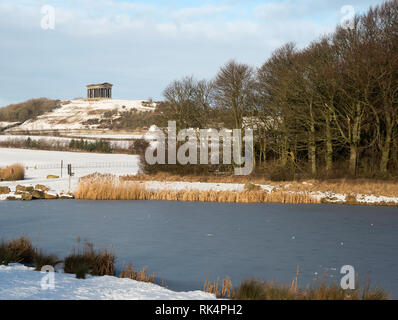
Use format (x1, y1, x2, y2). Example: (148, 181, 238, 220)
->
(6, 196, 18, 200)
(47, 175, 59, 179)
(44, 192, 58, 199)
(20, 193, 33, 201)
(35, 184, 50, 192)
(0, 186, 11, 194)
(16, 185, 34, 193)
(32, 190, 45, 199)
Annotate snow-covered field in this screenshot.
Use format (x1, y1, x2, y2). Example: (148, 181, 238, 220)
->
(0, 264, 216, 300)
(6, 99, 155, 132)
(0, 148, 140, 198)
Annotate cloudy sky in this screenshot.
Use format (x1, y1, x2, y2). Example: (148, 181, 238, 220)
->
(0, 0, 383, 106)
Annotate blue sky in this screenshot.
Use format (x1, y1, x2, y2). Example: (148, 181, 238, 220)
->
(0, 0, 384, 106)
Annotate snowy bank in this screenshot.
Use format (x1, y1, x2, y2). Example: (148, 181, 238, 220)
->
(0, 264, 216, 300)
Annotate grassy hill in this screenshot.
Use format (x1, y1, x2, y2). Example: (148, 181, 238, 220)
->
(0, 98, 60, 123)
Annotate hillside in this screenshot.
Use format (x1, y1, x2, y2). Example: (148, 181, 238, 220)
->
(4, 99, 156, 133)
(0, 98, 61, 131)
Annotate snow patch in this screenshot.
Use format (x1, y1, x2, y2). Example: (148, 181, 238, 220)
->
(0, 264, 216, 300)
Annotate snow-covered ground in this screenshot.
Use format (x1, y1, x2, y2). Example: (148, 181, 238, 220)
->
(6, 99, 155, 132)
(0, 148, 140, 198)
(0, 121, 19, 130)
(0, 264, 216, 300)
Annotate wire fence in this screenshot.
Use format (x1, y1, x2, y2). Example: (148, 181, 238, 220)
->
(25, 161, 138, 170)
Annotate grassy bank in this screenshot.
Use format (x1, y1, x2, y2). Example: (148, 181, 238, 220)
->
(122, 173, 398, 198)
(74, 174, 398, 205)
(75, 175, 319, 204)
(0, 236, 156, 283)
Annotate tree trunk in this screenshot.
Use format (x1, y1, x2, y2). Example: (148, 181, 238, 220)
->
(380, 115, 393, 174)
(281, 135, 288, 166)
(308, 102, 316, 176)
(325, 112, 333, 174)
(349, 144, 357, 176)
(349, 103, 362, 176)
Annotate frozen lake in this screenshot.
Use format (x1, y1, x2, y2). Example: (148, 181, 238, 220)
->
(0, 200, 397, 297)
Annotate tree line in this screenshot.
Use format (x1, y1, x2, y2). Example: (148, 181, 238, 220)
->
(0, 98, 60, 123)
(155, 0, 398, 179)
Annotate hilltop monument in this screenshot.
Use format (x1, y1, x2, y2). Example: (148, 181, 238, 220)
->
(86, 83, 113, 100)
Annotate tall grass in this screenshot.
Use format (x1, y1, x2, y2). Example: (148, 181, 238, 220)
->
(75, 175, 320, 204)
(0, 236, 35, 265)
(120, 263, 156, 283)
(231, 278, 390, 300)
(203, 276, 233, 298)
(0, 163, 25, 181)
(64, 241, 115, 279)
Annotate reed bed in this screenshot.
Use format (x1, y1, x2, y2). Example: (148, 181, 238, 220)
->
(121, 173, 398, 199)
(75, 175, 320, 204)
(0, 163, 25, 181)
(231, 278, 389, 300)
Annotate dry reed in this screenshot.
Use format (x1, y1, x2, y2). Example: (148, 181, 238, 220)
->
(75, 175, 320, 204)
(120, 263, 156, 283)
(121, 173, 398, 199)
(0, 163, 25, 181)
(203, 276, 233, 298)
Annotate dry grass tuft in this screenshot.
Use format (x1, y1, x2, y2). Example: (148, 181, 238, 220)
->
(203, 276, 233, 298)
(0, 163, 25, 181)
(120, 263, 156, 283)
(64, 240, 115, 279)
(0, 236, 35, 265)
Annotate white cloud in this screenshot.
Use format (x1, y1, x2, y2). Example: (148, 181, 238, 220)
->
(0, 0, 384, 106)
